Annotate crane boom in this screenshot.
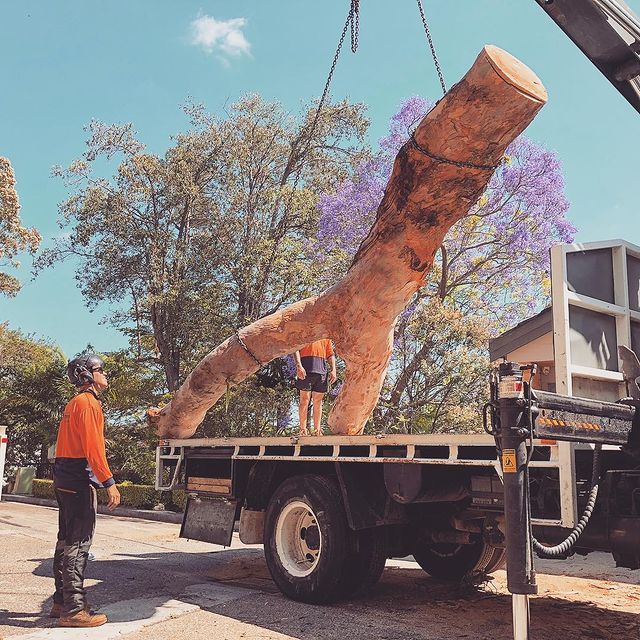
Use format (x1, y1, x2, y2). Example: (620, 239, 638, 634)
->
(535, 0, 640, 112)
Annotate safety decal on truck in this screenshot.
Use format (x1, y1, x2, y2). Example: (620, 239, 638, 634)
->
(502, 448, 516, 473)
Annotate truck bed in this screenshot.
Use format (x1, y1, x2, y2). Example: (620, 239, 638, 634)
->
(156, 434, 562, 522)
(159, 432, 514, 467)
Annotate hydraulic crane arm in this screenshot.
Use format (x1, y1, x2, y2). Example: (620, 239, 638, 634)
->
(535, 0, 640, 112)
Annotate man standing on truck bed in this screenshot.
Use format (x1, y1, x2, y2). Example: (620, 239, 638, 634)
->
(294, 339, 337, 436)
(51, 354, 120, 628)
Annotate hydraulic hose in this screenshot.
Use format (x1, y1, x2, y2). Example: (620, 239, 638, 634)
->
(531, 444, 602, 558)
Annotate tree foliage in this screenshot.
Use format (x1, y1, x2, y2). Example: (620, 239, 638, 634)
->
(0, 331, 168, 483)
(375, 299, 491, 433)
(41, 96, 368, 396)
(0, 324, 70, 471)
(0, 157, 41, 295)
(100, 350, 167, 483)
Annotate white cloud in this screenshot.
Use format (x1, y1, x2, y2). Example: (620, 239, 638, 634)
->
(190, 15, 251, 61)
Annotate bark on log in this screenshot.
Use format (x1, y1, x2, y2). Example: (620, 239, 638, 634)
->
(153, 45, 548, 438)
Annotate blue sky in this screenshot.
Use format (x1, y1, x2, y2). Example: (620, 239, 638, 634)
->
(1, 0, 639, 358)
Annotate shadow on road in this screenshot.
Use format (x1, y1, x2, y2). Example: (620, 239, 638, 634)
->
(0, 548, 637, 640)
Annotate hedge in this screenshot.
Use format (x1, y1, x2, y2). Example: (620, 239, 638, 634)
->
(32, 479, 55, 499)
(32, 479, 186, 512)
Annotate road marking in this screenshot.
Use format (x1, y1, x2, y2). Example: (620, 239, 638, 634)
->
(5, 583, 256, 639)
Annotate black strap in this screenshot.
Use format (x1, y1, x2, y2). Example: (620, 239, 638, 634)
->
(235, 331, 263, 367)
(79, 388, 101, 402)
(410, 132, 501, 172)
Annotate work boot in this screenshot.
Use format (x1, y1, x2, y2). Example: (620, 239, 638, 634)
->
(58, 609, 107, 628)
(49, 602, 95, 618)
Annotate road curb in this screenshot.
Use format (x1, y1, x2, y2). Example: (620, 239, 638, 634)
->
(2, 493, 184, 524)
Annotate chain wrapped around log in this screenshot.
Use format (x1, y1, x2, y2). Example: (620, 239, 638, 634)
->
(150, 45, 548, 438)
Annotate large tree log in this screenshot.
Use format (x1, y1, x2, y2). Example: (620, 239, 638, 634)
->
(153, 45, 547, 438)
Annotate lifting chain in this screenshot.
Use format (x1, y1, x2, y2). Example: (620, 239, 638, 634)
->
(235, 330, 262, 367)
(275, 0, 360, 242)
(415, 0, 447, 95)
(412, 1, 503, 171)
(410, 133, 501, 171)
(268, 0, 360, 282)
(298, 0, 360, 165)
(243, 0, 360, 352)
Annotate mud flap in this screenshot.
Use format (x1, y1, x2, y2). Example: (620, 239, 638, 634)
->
(239, 507, 265, 544)
(181, 495, 237, 546)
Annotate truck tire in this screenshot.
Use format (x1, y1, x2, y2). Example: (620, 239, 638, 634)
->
(339, 527, 387, 598)
(264, 474, 349, 604)
(483, 546, 506, 574)
(412, 539, 505, 581)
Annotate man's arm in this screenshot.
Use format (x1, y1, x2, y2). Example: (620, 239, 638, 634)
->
(294, 351, 306, 379)
(78, 407, 120, 510)
(328, 355, 337, 384)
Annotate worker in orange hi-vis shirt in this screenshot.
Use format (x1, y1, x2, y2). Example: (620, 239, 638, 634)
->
(50, 354, 120, 629)
(294, 339, 337, 436)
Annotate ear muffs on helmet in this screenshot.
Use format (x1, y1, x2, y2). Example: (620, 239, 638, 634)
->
(67, 354, 105, 387)
(69, 363, 93, 386)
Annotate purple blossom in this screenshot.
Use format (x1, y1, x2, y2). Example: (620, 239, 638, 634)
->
(400, 301, 418, 320)
(379, 96, 436, 158)
(282, 355, 297, 379)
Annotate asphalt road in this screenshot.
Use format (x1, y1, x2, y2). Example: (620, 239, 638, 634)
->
(1, 501, 638, 640)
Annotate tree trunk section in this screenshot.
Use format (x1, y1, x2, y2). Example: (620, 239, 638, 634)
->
(153, 45, 547, 438)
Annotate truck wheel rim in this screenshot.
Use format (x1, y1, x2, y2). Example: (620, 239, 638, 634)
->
(275, 500, 322, 577)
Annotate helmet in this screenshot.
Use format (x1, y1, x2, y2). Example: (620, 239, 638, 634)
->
(67, 354, 105, 387)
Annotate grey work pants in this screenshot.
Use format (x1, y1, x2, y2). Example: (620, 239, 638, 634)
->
(53, 484, 97, 615)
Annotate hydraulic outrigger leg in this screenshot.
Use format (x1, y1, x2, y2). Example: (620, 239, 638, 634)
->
(494, 362, 537, 640)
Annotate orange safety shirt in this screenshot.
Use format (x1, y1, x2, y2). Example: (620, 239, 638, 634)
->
(54, 390, 115, 489)
(298, 339, 334, 375)
(299, 339, 334, 360)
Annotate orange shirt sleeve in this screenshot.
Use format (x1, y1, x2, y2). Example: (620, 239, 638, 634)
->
(77, 405, 114, 486)
(324, 340, 334, 359)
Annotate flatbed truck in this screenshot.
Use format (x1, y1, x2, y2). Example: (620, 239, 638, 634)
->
(155, 365, 639, 614)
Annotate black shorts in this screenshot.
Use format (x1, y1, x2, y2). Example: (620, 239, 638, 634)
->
(295, 372, 328, 393)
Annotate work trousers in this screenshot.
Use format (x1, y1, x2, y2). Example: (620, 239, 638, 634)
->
(52, 484, 97, 614)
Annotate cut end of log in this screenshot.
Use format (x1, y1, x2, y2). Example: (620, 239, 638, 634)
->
(483, 45, 548, 103)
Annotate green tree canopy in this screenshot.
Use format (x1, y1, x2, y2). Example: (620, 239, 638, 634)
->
(40, 96, 368, 395)
(0, 324, 69, 470)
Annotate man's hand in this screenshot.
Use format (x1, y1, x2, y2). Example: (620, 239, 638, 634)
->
(329, 370, 337, 384)
(296, 364, 306, 380)
(106, 485, 121, 511)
